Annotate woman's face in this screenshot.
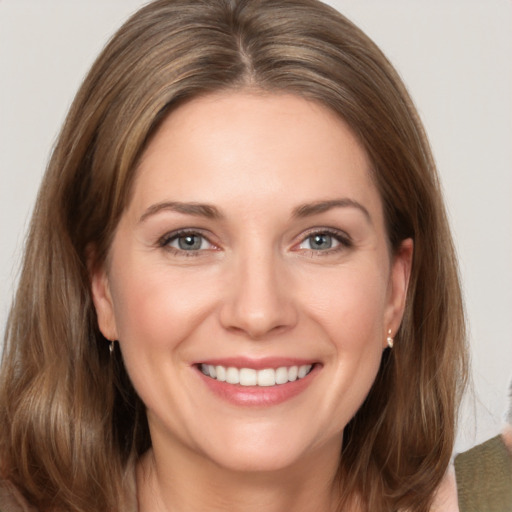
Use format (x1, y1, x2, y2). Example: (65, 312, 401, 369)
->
(92, 91, 412, 473)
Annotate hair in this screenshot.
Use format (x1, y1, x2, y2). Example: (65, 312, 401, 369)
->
(0, 1, 467, 511)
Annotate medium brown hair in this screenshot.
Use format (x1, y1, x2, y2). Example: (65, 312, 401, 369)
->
(0, 1, 467, 510)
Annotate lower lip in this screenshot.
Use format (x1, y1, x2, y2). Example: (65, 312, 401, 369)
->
(196, 365, 320, 407)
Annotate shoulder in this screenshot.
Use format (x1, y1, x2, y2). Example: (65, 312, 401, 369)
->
(0, 479, 37, 512)
(429, 465, 460, 512)
(454, 434, 512, 512)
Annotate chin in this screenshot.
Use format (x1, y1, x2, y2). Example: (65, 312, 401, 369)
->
(190, 422, 341, 475)
(205, 444, 313, 474)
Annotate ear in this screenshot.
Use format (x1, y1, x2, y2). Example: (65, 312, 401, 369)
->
(383, 238, 413, 347)
(89, 259, 118, 342)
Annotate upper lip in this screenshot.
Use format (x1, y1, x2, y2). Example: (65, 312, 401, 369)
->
(194, 357, 319, 370)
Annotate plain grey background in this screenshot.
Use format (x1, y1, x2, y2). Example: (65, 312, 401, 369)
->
(1, 0, 511, 454)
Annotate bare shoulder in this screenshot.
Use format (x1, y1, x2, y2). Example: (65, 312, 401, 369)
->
(429, 465, 459, 512)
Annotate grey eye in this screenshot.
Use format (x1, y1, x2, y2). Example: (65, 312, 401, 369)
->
(301, 233, 336, 250)
(164, 232, 212, 251)
(176, 234, 204, 250)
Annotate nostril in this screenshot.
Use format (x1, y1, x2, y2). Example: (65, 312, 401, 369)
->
(219, 294, 298, 339)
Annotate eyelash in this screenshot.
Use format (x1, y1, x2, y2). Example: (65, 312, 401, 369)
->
(296, 228, 353, 256)
(157, 228, 353, 256)
(157, 229, 216, 257)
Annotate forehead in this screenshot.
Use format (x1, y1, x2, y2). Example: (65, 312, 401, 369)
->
(130, 91, 383, 222)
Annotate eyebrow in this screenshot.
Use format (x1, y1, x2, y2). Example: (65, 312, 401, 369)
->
(139, 201, 223, 223)
(292, 199, 371, 223)
(139, 198, 371, 224)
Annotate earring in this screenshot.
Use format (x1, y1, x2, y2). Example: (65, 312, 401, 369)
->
(386, 329, 394, 349)
(109, 339, 115, 354)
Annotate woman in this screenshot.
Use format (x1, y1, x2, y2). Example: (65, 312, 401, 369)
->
(0, 0, 467, 511)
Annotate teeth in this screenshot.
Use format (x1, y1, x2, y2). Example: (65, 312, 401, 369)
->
(257, 368, 275, 387)
(239, 368, 257, 386)
(275, 366, 289, 385)
(298, 365, 309, 379)
(216, 365, 226, 382)
(226, 367, 239, 384)
(200, 364, 313, 387)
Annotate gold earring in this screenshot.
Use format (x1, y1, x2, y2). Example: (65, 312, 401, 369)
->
(386, 329, 394, 349)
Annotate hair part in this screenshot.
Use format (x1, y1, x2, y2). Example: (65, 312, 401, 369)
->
(0, 1, 467, 511)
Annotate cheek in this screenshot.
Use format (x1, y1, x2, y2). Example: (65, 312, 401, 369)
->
(303, 263, 389, 347)
(107, 262, 220, 417)
(300, 266, 388, 432)
(109, 261, 219, 350)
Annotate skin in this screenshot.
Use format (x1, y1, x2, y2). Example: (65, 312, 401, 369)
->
(503, 424, 512, 454)
(431, 466, 460, 512)
(91, 91, 413, 512)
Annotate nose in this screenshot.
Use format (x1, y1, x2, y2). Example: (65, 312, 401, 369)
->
(219, 249, 298, 339)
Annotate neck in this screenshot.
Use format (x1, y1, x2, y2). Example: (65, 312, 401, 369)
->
(136, 438, 344, 512)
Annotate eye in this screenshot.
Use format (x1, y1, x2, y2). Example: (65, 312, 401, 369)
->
(160, 231, 215, 253)
(296, 229, 351, 253)
(300, 233, 337, 251)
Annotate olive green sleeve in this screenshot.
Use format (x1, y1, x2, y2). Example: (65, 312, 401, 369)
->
(455, 435, 512, 512)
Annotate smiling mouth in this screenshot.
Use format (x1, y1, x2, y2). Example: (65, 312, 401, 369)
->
(198, 363, 314, 387)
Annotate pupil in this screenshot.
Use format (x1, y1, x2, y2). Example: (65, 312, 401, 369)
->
(311, 234, 332, 250)
(179, 235, 201, 250)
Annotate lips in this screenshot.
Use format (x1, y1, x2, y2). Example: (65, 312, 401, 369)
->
(195, 358, 319, 406)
